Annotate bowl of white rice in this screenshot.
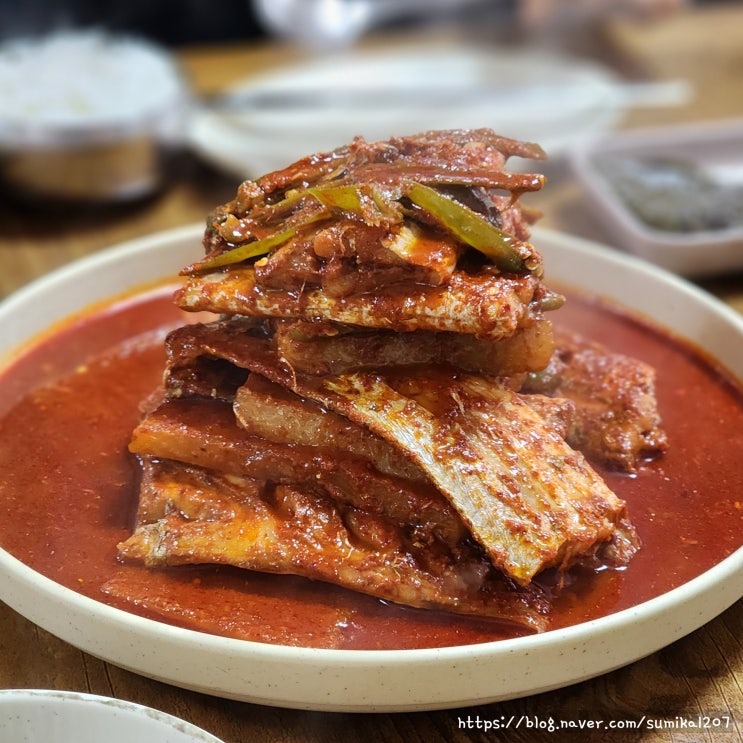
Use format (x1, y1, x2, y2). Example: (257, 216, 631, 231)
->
(0, 30, 188, 202)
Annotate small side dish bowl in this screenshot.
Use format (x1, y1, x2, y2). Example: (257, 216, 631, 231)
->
(0, 689, 223, 743)
(569, 118, 743, 277)
(0, 31, 187, 202)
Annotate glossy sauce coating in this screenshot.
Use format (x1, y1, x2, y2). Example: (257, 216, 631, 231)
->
(0, 285, 741, 649)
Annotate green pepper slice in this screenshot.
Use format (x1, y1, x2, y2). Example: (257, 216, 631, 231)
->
(405, 182, 524, 272)
(308, 183, 368, 212)
(307, 182, 401, 226)
(194, 227, 296, 271)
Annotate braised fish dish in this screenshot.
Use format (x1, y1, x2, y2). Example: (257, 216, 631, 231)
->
(116, 129, 667, 633)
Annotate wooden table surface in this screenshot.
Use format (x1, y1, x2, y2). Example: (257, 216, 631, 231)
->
(1, 5, 742, 741)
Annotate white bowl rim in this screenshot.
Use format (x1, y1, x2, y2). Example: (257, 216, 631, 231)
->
(0, 524, 741, 665)
(0, 688, 224, 742)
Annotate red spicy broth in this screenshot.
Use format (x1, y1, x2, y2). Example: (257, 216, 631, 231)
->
(0, 282, 741, 650)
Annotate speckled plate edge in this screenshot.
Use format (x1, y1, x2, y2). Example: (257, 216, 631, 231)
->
(0, 689, 224, 742)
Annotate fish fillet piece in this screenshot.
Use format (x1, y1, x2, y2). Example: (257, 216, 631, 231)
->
(273, 318, 554, 377)
(175, 268, 543, 341)
(233, 374, 425, 482)
(524, 328, 668, 472)
(314, 371, 628, 585)
(129, 397, 465, 546)
(117, 458, 550, 630)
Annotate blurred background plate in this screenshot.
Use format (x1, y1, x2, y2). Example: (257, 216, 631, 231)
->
(187, 43, 626, 179)
(0, 689, 223, 743)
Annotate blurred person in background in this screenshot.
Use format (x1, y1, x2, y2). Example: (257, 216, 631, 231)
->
(253, 0, 691, 48)
(0, 0, 695, 48)
(0, 0, 265, 45)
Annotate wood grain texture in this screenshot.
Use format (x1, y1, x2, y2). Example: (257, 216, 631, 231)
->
(1, 5, 742, 740)
(0, 599, 740, 742)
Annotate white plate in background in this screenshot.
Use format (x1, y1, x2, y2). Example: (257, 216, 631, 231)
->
(188, 44, 626, 180)
(0, 224, 741, 712)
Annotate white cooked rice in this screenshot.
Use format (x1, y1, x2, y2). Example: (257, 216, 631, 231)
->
(0, 29, 185, 133)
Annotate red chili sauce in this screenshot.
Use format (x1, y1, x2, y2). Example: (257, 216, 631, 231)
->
(1, 283, 742, 650)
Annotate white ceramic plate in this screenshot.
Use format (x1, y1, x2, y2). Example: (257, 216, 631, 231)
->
(188, 44, 625, 180)
(0, 225, 741, 712)
(0, 689, 223, 743)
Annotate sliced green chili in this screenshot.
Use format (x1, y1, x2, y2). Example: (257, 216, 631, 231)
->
(193, 179, 528, 274)
(308, 183, 368, 213)
(307, 183, 401, 226)
(195, 227, 295, 271)
(405, 182, 524, 272)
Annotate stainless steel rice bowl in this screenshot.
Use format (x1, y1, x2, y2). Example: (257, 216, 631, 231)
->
(0, 30, 188, 201)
